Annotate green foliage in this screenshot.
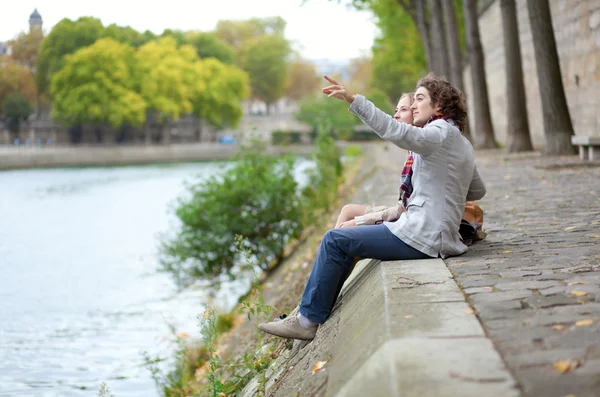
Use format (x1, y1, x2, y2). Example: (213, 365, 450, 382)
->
(37, 17, 105, 96)
(370, 0, 427, 101)
(238, 35, 291, 108)
(270, 129, 304, 145)
(302, 124, 344, 214)
(216, 312, 236, 334)
(50, 38, 146, 128)
(103, 24, 151, 47)
(159, 142, 304, 286)
(191, 58, 249, 129)
(135, 37, 201, 124)
(344, 144, 362, 157)
(188, 32, 234, 64)
(295, 96, 359, 139)
(2, 93, 32, 133)
(365, 87, 395, 115)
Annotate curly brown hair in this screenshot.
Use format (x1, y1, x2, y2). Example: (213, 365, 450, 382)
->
(416, 73, 467, 133)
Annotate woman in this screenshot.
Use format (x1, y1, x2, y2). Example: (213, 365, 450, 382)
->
(259, 73, 486, 341)
(334, 92, 414, 229)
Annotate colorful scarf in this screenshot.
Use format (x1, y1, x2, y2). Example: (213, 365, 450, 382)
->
(399, 115, 448, 207)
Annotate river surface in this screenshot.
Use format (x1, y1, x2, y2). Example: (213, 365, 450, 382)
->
(0, 160, 313, 397)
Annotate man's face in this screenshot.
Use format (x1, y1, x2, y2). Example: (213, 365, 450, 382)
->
(411, 87, 440, 127)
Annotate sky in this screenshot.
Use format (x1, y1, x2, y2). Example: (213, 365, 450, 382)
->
(0, 0, 378, 61)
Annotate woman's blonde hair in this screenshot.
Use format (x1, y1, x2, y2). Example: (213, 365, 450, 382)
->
(399, 92, 415, 106)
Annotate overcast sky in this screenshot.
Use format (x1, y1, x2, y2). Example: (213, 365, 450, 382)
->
(0, 0, 378, 61)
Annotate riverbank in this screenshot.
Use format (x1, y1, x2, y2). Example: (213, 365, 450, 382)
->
(0, 143, 319, 170)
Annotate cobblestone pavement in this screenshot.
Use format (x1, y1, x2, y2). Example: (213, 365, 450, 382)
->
(443, 150, 600, 397)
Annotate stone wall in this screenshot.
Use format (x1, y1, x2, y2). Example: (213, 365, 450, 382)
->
(464, 0, 600, 148)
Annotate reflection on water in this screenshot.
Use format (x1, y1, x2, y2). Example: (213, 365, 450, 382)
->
(0, 159, 313, 397)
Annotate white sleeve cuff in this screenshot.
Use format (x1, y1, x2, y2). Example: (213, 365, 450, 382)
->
(354, 215, 366, 226)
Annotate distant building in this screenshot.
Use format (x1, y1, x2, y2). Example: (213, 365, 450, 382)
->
(29, 8, 43, 31)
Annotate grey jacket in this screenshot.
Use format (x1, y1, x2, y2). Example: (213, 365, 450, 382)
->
(349, 95, 486, 258)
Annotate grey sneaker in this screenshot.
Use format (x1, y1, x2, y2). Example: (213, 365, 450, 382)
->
(259, 315, 317, 340)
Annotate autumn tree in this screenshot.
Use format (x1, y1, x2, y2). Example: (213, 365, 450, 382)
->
(346, 56, 372, 94)
(238, 35, 291, 114)
(285, 59, 320, 101)
(50, 38, 147, 143)
(526, 0, 574, 154)
(0, 60, 37, 109)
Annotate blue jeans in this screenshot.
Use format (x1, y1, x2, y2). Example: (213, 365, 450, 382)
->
(299, 224, 431, 323)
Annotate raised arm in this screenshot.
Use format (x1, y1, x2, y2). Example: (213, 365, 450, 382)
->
(348, 95, 446, 156)
(466, 164, 486, 201)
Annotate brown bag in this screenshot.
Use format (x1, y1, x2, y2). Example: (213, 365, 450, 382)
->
(463, 201, 484, 225)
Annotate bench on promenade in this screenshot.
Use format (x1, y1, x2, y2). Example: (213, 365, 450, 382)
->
(572, 136, 600, 161)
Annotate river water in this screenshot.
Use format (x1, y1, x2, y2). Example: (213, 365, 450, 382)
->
(0, 160, 313, 397)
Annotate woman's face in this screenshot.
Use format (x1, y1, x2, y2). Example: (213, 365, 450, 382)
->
(410, 86, 440, 127)
(393, 95, 414, 124)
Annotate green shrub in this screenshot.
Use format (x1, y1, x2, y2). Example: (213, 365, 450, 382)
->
(270, 129, 305, 145)
(302, 123, 343, 215)
(344, 144, 362, 157)
(159, 141, 304, 287)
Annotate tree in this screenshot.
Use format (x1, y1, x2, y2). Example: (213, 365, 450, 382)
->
(346, 56, 372, 94)
(136, 37, 204, 144)
(215, 17, 286, 48)
(369, 0, 427, 101)
(463, 0, 497, 148)
(0, 60, 37, 108)
(103, 24, 146, 47)
(9, 29, 46, 117)
(285, 59, 320, 101)
(8, 29, 44, 75)
(295, 96, 359, 139)
(187, 32, 234, 64)
(191, 58, 249, 140)
(160, 29, 188, 46)
(500, 0, 533, 152)
(238, 35, 291, 114)
(441, 0, 464, 88)
(37, 17, 105, 97)
(2, 93, 32, 135)
(50, 38, 147, 142)
(526, 0, 574, 154)
(428, 0, 451, 77)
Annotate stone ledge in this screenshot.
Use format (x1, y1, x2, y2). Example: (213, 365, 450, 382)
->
(328, 258, 519, 397)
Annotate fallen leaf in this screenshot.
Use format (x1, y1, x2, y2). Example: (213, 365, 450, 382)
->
(568, 281, 588, 285)
(552, 325, 565, 331)
(578, 299, 585, 305)
(590, 234, 600, 238)
(571, 290, 587, 297)
(404, 315, 413, 319)
(562, 394, 577, 397)
(177, 331, 190, 339)
(564, 226, 578, 231)
(553, 359, 582, 373)
(465, 309, 475, 315)
(575, 320, 594, 327)
(312, 360, 327, 375)
(503, 250, 513, 254)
